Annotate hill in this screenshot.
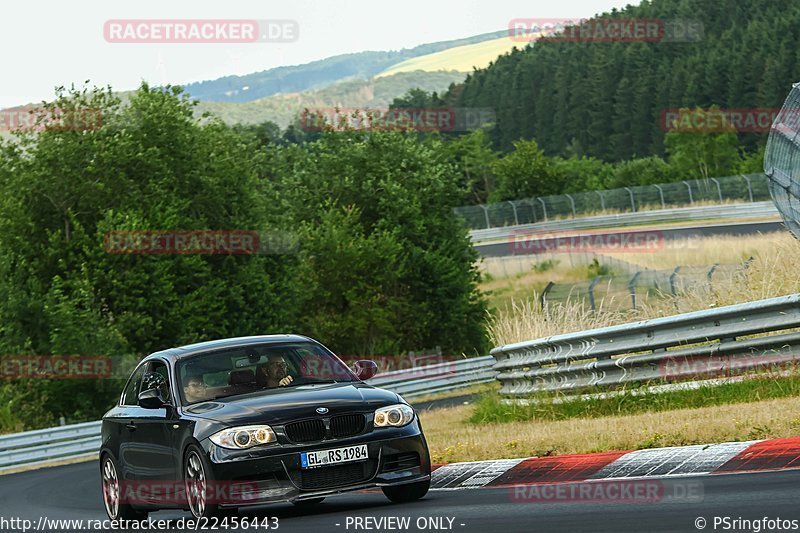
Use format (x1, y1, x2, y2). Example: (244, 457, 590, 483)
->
(196, 70, 465, 127)
(377, 35, 524, 78)
(183, 30, 506, 103)
(450, 0, 799, 160)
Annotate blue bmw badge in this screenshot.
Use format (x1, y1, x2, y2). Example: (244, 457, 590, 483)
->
(316, 407, 329, 414)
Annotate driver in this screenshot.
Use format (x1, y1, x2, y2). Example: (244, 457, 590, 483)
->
(183, 374, 207, 403)
(258, 353, 294, 388)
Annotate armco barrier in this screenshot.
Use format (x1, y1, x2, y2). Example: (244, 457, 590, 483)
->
(491, 294, 800, 397)
(469, 201, 779, 244)
(0, 358, 495, 473)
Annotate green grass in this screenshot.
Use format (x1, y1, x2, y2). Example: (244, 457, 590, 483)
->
(469, 373, 800, 425)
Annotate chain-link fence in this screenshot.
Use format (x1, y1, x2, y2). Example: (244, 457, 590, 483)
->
(541, 258, 753, 313)
(765, 82, 800, 239)
(455, 174, 770, 230)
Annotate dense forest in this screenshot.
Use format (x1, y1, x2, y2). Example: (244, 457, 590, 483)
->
(452, 0, 799, 160)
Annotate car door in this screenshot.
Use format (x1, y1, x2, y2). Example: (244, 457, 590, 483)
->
(111, 362, 147, 481)
(125, 359, 179, 502)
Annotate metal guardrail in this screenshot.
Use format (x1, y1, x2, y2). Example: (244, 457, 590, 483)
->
(469, 201, 778, 244)
(457, 173, 771, 231)
(368, 356, 496, 398)
(491, 294, 800, 398)
(0, 421, 101, 473)
(0, 359, 495, 473)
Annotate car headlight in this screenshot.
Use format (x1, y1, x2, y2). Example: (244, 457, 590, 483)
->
(209, 425, 277, 449)
(373, 403, 414, 427)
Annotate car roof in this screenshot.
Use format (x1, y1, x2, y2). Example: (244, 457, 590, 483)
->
(143, 334, 317, 363)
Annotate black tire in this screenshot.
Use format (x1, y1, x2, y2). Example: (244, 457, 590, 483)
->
(292, 497, 325, 506)
(184, 444, 228, 519)
(381, 479, 430, 503)
(100, 454, 148, 521)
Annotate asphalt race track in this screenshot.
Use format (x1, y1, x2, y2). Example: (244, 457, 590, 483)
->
(3, 461, 800, 532)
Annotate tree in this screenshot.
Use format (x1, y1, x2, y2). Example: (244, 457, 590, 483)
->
(267, 130, 488, 356)
(664, 107, 742, 179)
(490, 139, 561, 201)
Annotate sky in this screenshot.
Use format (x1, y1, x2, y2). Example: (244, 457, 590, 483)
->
(2, 0, 637, 108)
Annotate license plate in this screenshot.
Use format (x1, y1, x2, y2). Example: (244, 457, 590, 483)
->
(300, 444, 368, 469)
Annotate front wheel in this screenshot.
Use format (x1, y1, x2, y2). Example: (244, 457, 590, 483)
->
(185, 445, 227, 519)
(382, 479, 430, 503)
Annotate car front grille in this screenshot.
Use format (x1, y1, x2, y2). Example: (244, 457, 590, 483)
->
(285, 419, 326, 443)
(299, 462, 372, 490)
(330, 414, 365, 438)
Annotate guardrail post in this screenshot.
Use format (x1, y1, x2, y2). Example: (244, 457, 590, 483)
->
(669, 266, 681, 296)
(595, 190, 605, 211)
(711, 178, 723, 202)
(654, 184, 665, 208)
(480, 205, 491, 229)
(628, 271, 642, 310)
(540, 281, 554, 311)
(537, 198, 548, 221)
(588, 275, 602, 313)
(683, 181, 694, 204)
(624, 187, 636, 212)
(565, 194, 577, 217)
(506, 201, 519, 226)
(741, 174, 754, 202)
(707, 263, 719, 282)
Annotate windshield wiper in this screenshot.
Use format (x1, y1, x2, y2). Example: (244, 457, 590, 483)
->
(284, 379, 339, 387)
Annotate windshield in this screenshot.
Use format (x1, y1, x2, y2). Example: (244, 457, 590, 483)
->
(177, 342, 357, 405)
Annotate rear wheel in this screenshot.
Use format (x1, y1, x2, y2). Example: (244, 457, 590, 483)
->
(382, 479, 430, 503)
(100, 454, 147, 520)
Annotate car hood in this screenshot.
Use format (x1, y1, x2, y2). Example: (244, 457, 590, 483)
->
(182, 382, 400, 426)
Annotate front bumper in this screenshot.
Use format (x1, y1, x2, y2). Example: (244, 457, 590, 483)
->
(200, 421, 430, 507)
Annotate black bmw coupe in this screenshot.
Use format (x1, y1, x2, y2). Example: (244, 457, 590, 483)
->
(100, 335, 431, 519)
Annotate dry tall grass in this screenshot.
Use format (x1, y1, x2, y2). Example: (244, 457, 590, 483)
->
(488, 234, 800, 346)
(420, 397, 800, 463)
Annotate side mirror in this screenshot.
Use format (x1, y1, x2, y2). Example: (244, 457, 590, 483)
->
(138, 387, 167, 409)
(353, 360, 378, 381)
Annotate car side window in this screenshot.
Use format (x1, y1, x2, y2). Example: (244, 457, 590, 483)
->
(121, 364, 146, 406)
(149, 361, 173, 403)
